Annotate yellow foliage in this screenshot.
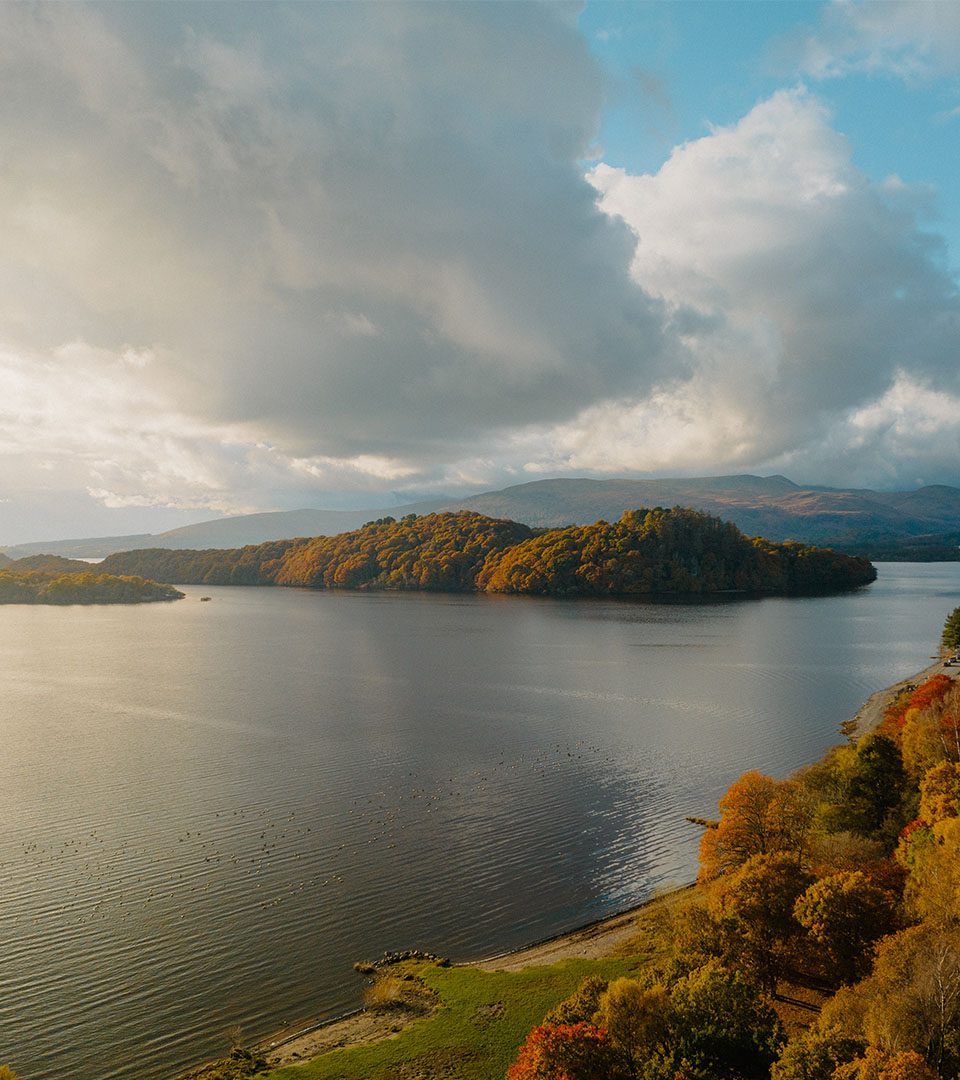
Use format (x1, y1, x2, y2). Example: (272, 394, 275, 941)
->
(919, 760, 960, 825)
(832, 1046, 937, 1080)
(901, 707, 948, 777)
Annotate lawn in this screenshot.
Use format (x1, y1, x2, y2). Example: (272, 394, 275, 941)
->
(262, 957, 639, 1079)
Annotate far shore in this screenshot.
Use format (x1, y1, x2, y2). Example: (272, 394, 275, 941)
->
(184, 651, 956, 1075)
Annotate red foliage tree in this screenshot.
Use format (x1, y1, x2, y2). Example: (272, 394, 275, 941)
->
(507, 1023, 627, 1080)
(881, 675, 953, 739)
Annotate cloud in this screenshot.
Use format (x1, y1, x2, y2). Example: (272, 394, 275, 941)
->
(0, 0, 672, 527)
(1, 6, 959, 541)
(792, 0, 960, 80)
(0, 341, 257, 513)
(770, 373, 960, 489)
(554, 88, 960, 486)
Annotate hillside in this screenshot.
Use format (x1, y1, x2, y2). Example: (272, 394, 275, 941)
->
(100, 509, 876, 596)
(3, 475, 959, 559)
(8, 554, 98, 573)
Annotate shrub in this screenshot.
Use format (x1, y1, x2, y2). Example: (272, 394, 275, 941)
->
(362, 975, 423, 1011)
(543, 975, 609, 1025)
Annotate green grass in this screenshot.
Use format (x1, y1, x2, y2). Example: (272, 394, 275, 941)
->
(261, 957, 639, 1080)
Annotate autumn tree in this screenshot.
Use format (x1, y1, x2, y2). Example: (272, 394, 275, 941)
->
(855, 924, 960, 1073)
(901, 711, 950, 780)
(506, 1023, 628, 1080)
(817, 735, 907, 840)
(770, 1026, 863, 1080)
(919, 760, 960, 826)
(899, 815, 960, 924)
(698, 772, 813, 882)
(544, 976, 609, 1026)
(832, 1046, 938, 1080)
(668, 960, 785, 1078)
(793, 871, 897, 983)
(594, 978, 672, 1073)
(708, 851, 814, 991)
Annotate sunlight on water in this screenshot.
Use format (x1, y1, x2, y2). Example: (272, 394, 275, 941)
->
(0, 564, 957, 1078)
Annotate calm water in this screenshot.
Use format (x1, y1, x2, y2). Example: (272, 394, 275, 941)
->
(2, 564, 959, 1079)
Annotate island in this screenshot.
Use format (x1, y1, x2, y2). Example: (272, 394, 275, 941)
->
(99, 508, 876, 596)
(0, 568, 185, 605)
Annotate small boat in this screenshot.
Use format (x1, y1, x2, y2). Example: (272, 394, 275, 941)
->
(200, 596, 212, 602)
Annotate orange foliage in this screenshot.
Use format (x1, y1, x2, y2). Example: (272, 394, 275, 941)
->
(101, 508, 876, 597)
(698, 771, 813, 882)
(478, 508, 874, 597)
(832, 1046, 937, 1079)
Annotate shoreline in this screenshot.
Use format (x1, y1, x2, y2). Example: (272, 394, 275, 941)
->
(248, 887, 695, 1070)
(187, 652, 954, 1074)
(844, 652, 950, 739)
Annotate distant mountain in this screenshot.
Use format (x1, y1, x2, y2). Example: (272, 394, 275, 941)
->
(0, 532, 156, 560)
(3, 474, 960, 559)
(444, 476, 960, 549)
(0, 510, 443, 559)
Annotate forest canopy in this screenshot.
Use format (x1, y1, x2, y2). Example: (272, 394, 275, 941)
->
(99, 509, 876, 597)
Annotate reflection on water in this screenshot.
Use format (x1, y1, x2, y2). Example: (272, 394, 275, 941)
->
(0, 563, 958, 1079)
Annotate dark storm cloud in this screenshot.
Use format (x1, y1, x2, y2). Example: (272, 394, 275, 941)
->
(0, 2, 670, 464)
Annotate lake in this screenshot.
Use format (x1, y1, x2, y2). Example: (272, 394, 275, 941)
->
(1, 563, 958, 1079)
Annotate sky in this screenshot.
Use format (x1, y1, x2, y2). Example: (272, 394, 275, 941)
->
(1, 0, 959, 544)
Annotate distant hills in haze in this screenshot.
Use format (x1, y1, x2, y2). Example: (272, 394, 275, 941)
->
(3, 474, 960, 560)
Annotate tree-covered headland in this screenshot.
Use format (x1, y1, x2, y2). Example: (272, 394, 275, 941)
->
(100, 509, 876, 597)
(0, 568, 184, 605)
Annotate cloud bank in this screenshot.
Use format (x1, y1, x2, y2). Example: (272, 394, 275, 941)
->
(0, 5, 958, 540)
(0, 2, 668, 527)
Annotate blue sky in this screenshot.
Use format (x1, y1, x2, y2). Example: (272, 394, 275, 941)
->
(0, 1, 959, 543)
(582, 0, 960, 270)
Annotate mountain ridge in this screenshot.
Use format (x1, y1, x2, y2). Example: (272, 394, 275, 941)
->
(3, 474, 959, 558)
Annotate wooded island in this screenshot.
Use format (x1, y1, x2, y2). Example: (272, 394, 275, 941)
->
(0, 568, 184, 605)
(99, 508, 876, 596)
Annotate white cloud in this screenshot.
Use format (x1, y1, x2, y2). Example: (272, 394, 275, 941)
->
(0, 341, 256, 511)
(552, 88, 960, 486)
(768, 372, 960, 489)
(794, 0, 960, 80)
